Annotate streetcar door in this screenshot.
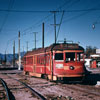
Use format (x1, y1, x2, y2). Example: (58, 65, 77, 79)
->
(33, 56, 36, 72)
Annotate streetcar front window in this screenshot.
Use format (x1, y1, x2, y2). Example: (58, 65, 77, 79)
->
(77, 53, 84, 61)
(65, 52, 84, 62)
(55, 53, 63, 60)
(66, 53, 75, 62)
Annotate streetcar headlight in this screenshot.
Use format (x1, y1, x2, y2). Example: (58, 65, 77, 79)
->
(69, 66, 74, 70)
(56, 64, 63, 68)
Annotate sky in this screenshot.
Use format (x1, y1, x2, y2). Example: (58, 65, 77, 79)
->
(0, 0, 100, 54)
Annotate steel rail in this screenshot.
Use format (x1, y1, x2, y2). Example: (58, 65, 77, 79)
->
(0, 78, 10, 100)
(7, 75, 46, 100)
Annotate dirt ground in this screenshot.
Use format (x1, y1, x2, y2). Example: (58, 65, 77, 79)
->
(0, 69, 100, 100)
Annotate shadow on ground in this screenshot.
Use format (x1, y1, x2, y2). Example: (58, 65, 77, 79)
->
(58, 72, 100, 85)
(83, 73, 100, 85)
(8, 89, 15, 100)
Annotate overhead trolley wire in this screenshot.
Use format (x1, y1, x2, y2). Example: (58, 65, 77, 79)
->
(62, 3, 100, 24)
(0, 9, 50, 13)
(1, 8, 100, 13)
(4, 0, 83, 53)
(0, 0, 15, 33)
(56, 11, 65, 42)
(4, 0, 80, 52)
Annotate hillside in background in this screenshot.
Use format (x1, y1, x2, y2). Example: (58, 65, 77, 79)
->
(0, 52, 26, 62)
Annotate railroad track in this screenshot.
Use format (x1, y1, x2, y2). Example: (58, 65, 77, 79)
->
(7, 75, 46, 100)
(0, 78, 10, 100)
(15, 73, 100, 98)
(1, 71, 100, 100)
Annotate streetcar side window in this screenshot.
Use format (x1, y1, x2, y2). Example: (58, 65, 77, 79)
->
(55, 53, 63, 60)
(26, 57, 33, 65)
(66, 53, 75, 61)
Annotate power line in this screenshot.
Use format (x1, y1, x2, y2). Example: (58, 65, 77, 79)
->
(0, 0, 71, 13)
(65, 8, 100, 12)
(62, 3, 100, 24)
(2, 0, 79, 52)
(0, 0, 15, 33)
(56, 11, 65, 42)
(5, 0, 75, 39)
(3, 5, 100, 50)
(21, 0, 80, 45)
(3, 0, 82, 53)
(0, 9, 50, 13)
(64, 0, 80, 10)
(3, 0, 73, 54)
(56, 0, 72, 10)
(6, 0, 71, 36)
(1, 8, 100, 13)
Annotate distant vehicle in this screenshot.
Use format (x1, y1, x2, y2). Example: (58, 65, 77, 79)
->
(90, 54, 100, 69)
(85, 59, 91, 67)
(23, 43, 85, 82)
(90, 59, 100, 68)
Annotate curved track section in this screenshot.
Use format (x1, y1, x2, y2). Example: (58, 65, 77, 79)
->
(8, 75, 46, 100)
(0, 78, 10, 100)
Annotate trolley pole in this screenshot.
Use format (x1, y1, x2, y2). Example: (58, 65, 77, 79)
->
(42, 22, 44, 48)
(18, 31, 21, 70)
(13, 40, 15, 67)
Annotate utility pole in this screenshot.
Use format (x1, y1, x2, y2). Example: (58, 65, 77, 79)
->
(0, 55, 1, 64)
(5, 51, 6, 65)
(54, 11, 56, 44)
(18, 31, 21, 70)
(51, 11, 59, 44)
(42, 22, 44, 48)
(23, 46, 24, 52)
(33, 32, 38, 49)
(23, 46, 25, 56)
(26, 41, 28, 52)
(13, 40, 15, 67)
(23, 46, 24, 54)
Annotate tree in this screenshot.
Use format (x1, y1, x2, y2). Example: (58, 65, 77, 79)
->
(85, 46, 97, 58)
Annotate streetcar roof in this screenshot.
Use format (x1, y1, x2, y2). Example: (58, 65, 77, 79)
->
(24, 43, 84, 56)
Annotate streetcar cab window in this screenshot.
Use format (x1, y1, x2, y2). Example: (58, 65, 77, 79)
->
(77, 53, 84, 61)
(66, 53, 75, 62)
(55, 53, 63, 61)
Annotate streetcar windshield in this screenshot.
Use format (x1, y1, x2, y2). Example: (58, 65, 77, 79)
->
(77, 53, 84, 61)
(55, 53, 63, 60)
(66, 53, 75, 61)
(65, 52, 84, 62)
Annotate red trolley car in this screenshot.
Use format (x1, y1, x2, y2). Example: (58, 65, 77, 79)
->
(23, 43, 85, 81)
